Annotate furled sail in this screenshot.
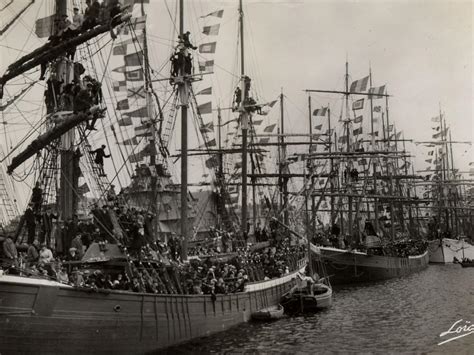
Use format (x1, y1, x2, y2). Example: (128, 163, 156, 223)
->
(7, 106, 106, 174)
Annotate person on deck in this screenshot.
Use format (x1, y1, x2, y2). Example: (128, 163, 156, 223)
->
(41, 208, 57, 245)
(24, 203, 36, 244)
(91, 145, 110, 176)
(2, 236, 18, 268)
(39, 244, 53, 264)
(31, 182, 43, 213)
(26, 240, 40, 265)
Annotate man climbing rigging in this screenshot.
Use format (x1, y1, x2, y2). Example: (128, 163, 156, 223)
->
(90, 145, 110, 177)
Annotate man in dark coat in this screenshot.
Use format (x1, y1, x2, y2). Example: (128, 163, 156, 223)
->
(90, 145, 110, 176)
(24, 204, 36, 244)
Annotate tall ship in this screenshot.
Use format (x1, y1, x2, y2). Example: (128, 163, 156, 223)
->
(416, 112, 474, 263)
(0, 1, 309, 352)
(301, 64, 430, 284)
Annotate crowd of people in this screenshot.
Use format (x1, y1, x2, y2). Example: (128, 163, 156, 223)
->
(1, 227, 306, 297)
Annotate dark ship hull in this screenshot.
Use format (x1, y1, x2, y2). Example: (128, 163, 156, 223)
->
(0, 261, 304, 354)
(313, 247, 429, 285)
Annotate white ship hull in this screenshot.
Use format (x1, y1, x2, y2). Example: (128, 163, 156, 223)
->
(428, 238, 474, 263)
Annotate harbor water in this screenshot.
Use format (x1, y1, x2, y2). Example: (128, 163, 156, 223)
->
(164, 264, 473, 354)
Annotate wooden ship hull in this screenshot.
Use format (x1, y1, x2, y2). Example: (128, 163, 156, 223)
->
(428, 238, 474, 264)
(0, 262, 304, 354)
(313, 247, 429, 285)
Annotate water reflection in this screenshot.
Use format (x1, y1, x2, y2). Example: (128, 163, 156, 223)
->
(164, 265, 473, 354)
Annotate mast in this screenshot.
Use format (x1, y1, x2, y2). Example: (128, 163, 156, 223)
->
(345, 61, 352, 238)
(239, 0, 249, 241)
(369, 68, 379, 234)
(217, 106, 223, 229)
(384, 90, 395, 238)
(141, 0, 157, 239)
(279, 90, 289, 225)
(328, 106, 335, 227)
(448, 130, 459, 235)
(179, 0, 189, 259)
(57, 0, 77, 224)
(308, 95, 316, 235)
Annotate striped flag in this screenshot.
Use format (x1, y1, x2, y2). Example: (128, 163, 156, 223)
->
(196, 87, 212, 95)
(350, 76, 369, 92)
(199, 42, 217, 54)
(368, 85, 385, 98)
(135, 124, 151, 137)
(202, 24, 220, 36)
(198, 102, 212, 114)
(352, 99, 364, 110)
(264, 124, 276, 132)
(201, 9, 224, 18)
(313, 107, 328, 116)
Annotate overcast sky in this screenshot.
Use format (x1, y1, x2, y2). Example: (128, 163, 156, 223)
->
(0, 0, 472, 208)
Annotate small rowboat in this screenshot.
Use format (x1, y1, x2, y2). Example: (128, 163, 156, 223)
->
(460, 261, 474, 268)
(251, 304, 285, 321)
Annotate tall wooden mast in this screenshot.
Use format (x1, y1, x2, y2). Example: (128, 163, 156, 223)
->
(239, 0, 249, 241)
(57, 0, 77, 223)
(179, 0, 189, 259)
(141, 0, 157, 239)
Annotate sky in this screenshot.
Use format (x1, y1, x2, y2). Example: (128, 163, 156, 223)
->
(0, 0, 472, 211)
